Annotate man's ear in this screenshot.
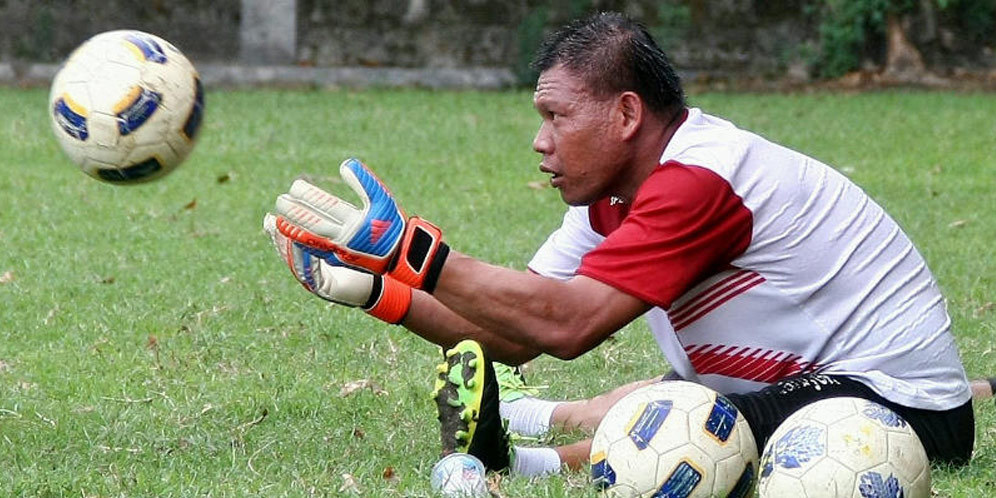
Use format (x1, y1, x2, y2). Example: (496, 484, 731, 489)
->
(616, 91, 643, 140)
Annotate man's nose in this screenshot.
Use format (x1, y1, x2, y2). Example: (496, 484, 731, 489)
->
(533, 122, 552, 154)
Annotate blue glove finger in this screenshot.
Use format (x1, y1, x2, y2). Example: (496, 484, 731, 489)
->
(339, 158, 406, 259)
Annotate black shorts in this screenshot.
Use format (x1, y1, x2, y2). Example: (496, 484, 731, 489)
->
(718, 373, 975, 465)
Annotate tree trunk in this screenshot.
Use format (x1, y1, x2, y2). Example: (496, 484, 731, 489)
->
(883, 12, 927, 82)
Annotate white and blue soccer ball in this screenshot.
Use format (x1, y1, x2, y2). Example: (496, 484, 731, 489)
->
(757, 396, 930, 498)
(589, 381, 758, 497)
(49, 30, 204, 184)
(430, 452, 489, 497)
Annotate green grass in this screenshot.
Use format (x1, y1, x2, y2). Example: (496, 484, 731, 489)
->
(1, 87, 994, 496)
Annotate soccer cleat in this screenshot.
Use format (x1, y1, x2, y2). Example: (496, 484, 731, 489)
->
(494, 362, 543, 403)
(433, 339, 511, 472)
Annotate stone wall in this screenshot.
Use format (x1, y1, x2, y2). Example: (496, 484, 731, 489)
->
(0, 0, 992, 87)
(297, 0, 528, 68)
(0, 0, 241, 64)
(294, 0, 818, 78)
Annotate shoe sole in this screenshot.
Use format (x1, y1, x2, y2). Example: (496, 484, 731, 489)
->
(433, 339, 486, 455)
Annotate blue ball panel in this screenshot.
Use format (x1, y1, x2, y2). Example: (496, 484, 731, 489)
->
(53, 97, 89, 141)
(124, 33, 168, 63)
(704, 395, 739, 442)
(116, 87, 161, 136)
(653, 461, 702, 498)
(182, 77, 205, 140)
(627, 400, 673, 451)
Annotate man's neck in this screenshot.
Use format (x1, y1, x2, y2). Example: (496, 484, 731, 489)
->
(616, 107, 687, 202)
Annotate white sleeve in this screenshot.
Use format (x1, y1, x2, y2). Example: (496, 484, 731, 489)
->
(527, 206, 605, 281)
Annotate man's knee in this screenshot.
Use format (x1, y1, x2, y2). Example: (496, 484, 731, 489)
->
(554, 376, 666, 430)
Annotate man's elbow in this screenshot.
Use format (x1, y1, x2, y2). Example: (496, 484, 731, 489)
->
(547, 345, 585, 361)
(542, 328, 600, 360)
(492, 345, 542, 366)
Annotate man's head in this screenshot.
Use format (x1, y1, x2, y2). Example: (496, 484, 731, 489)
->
(532, 12, 685, 123)
(530, 12, 686, 206)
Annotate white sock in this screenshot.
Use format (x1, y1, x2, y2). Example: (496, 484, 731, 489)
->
(511, 446, 562, 477)
(499, 396, 563, 437)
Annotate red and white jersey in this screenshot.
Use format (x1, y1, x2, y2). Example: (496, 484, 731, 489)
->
(528, 108, 970, 410)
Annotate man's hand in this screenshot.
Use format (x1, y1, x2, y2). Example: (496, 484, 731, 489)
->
(263, 214, 412, 324)
(274, 158, 449, 292)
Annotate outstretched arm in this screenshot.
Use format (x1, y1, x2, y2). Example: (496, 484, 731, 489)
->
(402, 290, 543, 365)
(265, 210, 543, 362)
(272, 159, 651, 361)
(432, 251, 651, 360)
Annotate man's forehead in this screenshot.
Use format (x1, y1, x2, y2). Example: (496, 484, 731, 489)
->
(533, 66, 588, 103)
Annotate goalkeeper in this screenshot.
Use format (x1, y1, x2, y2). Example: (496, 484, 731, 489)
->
(263, 12, 992, 478)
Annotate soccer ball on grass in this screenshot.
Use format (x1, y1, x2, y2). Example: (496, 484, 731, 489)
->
(756, 396, 930, 498)
(49, 30, 205, 184)
(589, 380, 758, 497)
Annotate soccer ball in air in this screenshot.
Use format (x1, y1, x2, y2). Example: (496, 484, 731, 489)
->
(757, 397, 930, 498)
(589, 381, 758, 497)
(49, 30, 205, 184)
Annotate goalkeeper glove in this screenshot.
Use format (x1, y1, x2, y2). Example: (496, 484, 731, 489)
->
(263, 213, 412, 324)
(274, 158, 448, 292)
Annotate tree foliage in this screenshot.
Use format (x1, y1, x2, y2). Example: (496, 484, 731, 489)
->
(812, 0, 996, 78)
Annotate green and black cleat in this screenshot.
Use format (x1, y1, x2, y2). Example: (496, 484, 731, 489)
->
(494, 362, 543, 403)
(432, 339, 511, 472)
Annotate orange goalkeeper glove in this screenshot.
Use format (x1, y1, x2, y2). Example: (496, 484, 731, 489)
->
(273, 158, 449, 292)
(263, 213, 411, 324)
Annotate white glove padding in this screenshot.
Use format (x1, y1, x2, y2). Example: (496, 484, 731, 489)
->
(274, 158, 447, 292)
(263, 214, 412, 323)
(264, 213, 374, 306)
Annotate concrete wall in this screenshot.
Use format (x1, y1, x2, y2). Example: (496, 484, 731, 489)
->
(0, 1, 241, 64)
(0, 0, 992, 88)
(0, 1, 813, 81)
(273, 0, 820, 78)
(240, 0, 296, 64)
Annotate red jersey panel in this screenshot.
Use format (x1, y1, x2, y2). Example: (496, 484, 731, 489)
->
(578, 161, 753, 309)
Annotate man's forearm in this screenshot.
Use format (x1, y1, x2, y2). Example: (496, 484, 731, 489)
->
(402, 290, 542, 365)
(432, 251, 649, 360)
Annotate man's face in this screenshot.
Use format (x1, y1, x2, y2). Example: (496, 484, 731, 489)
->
(532, 65, 625, 206)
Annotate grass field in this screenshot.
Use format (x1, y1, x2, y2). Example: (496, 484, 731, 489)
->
(1, 87, 994, 496)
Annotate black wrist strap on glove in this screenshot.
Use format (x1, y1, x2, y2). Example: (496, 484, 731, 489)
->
(420, 242, 449, 294)
(387, 217, 448, 292)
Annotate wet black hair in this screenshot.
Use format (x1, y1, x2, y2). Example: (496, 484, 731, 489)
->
(531, 11, 686, 119)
